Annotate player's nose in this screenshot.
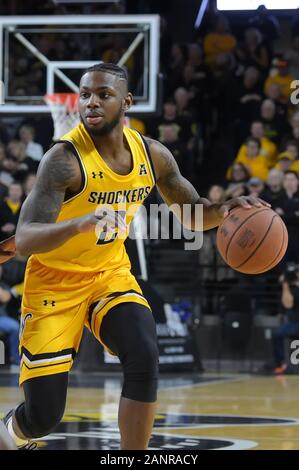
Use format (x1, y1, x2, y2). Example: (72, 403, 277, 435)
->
(86, 93, 101, 108)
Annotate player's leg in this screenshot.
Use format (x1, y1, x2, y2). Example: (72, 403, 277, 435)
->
(100, 302, 159, 450)
(4, 372, 68, 447)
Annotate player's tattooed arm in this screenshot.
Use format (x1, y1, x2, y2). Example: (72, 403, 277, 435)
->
(145, 137, 223, 231)
(0, 235, 17, 264)
(16, 143, 82, 255)
(146, 138, 269, 231)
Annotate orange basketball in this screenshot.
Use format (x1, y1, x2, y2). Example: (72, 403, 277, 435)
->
(216, 206, 288, 274)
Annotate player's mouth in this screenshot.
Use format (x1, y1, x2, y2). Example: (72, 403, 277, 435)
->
(86, 113, 104, 125)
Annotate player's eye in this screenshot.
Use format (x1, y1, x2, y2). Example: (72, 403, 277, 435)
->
(80, 92, 89, 99)
(99, 92, 110, 99)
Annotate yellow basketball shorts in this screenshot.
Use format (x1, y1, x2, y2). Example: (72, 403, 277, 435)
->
(19, 257, 151, 385)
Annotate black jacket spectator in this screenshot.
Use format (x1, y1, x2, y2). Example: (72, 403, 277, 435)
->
(0, 183, 23, 241)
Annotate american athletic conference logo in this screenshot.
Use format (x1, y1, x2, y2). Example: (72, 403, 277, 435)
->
(139, 164, 147, 176)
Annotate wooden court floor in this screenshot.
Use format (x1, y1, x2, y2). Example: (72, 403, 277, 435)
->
(1, 371, 299, 450)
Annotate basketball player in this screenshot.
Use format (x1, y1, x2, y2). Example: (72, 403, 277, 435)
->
(1, 63, 269, 450)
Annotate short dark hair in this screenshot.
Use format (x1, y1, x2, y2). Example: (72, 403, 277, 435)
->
(82, 62, 128, 83)
(245, 136, 261, 148)
(286, 140, 299, 149)
(284, 170, 299, 179)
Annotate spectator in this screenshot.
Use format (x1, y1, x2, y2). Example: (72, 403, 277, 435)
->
(225, 183, 248, 199)
(264, 82, 288, 119)
(274, 151, 297, 174)
(149, 100, 192, 143)
(260, 99, 287, 144)
(248, 5, 280, 44)
(165, 43, 188, 95)
(276, 171, 299, 263)
(232, 67, 263, 132)
(285, 35, 299, 78)
(0, 182, 23, 241)
(19, 124, 43, 168)
(285, 140, 299, 159)
(6, 140, 26, 163)
(225, 163, 250, 199)
(272, 266, 299, 374)
(0, 265, 20, 367)
(186, 43, 211, 97)
(158, 124, 193, 179)
(236, 28, 270, 71)
(247, 176, 264, 197)
(23, 173, 37, 198)
(203, 15, 237, 71)
(280, 111, 299, 151)
(228, 136, 269, 181)
(261, 169, 285, 208)
(0, 156, 21, 188)
(264, 58, 295, 104)
(173, 87, 197, 121)
(237, 120, 277, 168)
(208, 185, 225, 205)
(227, 162, 250, 184)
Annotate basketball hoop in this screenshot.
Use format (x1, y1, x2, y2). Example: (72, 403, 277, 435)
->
(44, 93, 80, 140)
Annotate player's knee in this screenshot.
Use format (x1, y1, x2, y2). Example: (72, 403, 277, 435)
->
(121, 336, 159, 402)
(27, 404, 65, 437)
(17, 399, 66, 438)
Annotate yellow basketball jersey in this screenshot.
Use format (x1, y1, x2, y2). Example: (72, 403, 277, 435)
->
(33, 123, 156, 272)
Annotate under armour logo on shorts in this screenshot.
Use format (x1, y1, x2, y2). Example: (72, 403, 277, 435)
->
(43, 300, 56, 306)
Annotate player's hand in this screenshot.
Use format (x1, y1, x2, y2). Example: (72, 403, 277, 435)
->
(218, 196, 271, 218)
(0, 235, 16, 264)
(76, 206, 127, 234)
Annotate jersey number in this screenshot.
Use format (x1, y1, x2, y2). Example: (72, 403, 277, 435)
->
(96, 210, 126, 245)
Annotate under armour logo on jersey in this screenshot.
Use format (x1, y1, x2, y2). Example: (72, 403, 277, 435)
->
(43, 300, 56, 307)
(139, 164, 148, 176)
(92, 171, 104, 179)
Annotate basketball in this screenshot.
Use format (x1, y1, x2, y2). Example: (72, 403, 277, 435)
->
(216, 207, 288, 274)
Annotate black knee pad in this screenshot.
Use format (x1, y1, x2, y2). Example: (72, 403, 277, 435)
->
(15, 373, 68, 438)
(121, 336, 159, 402)
(16, 399, 65, 438)
(101, 303, 159, 402)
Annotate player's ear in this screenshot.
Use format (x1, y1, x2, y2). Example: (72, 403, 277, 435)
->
(123, 93, 133, 112)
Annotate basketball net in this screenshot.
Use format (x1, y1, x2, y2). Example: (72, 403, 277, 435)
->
(44, 93, 80, 140)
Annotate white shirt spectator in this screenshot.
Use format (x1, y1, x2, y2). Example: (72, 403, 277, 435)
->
(19, 124, 44, 162)
(25, 141, 43, 161)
